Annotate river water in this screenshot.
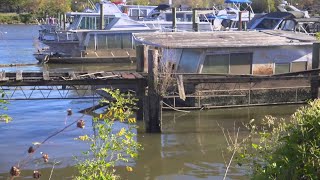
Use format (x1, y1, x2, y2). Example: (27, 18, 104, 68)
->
(0, 25, 302, 179)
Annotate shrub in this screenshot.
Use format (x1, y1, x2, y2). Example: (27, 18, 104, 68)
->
(234, 100, 320, 179)
(19, 13, 33, 24)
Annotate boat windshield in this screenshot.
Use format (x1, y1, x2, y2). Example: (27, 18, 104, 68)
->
(255, 18, 281, 29)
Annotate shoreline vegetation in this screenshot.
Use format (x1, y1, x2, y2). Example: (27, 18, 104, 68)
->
(0, 13, 38, 24)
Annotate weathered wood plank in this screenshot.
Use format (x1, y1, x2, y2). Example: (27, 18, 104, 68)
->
(43, 71, 50, 80)
(0, 71, 9, 81)
(16, 70, 23, 81)
(177, 75, 186, 101)
(121, 73, 136, 79)
(68, 72, 78, 80)
(131, 72, 144, 79)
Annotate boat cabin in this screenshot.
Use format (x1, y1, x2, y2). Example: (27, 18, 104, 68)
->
(133, 30, 317, 75)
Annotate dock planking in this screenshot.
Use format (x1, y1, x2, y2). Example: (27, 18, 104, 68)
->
(0, 71, 146, 86)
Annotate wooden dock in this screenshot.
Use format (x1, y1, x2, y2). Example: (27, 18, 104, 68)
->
(0, 71, 146, 86)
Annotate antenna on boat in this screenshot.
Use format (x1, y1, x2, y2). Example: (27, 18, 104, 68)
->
(88, 0, 97, 11)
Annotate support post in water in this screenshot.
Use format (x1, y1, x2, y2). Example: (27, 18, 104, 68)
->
(172, 7, 177, 32)
(311, 42, 320, 99)
(100, 3, 105, 30)
(144, 49, 161, 133)
(136, 45, 145, 72)
(136, 79, 145, 121)
(192, 9, 199, 32)
(238, 11, 242, 31)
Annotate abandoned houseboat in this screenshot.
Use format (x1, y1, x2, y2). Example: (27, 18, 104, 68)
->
(133, 30, 318, 108)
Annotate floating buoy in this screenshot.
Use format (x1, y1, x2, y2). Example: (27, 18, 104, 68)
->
(77, 120, 85, 129)
(10, 166, 20, 177)
(41, 152, 49, 163)
(33, 170, 41, 179)
(28, 146, 35, 154)
(67, 109, 72, 116)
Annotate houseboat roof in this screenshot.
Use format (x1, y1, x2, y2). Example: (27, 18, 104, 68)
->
(133, 30, 317, 49)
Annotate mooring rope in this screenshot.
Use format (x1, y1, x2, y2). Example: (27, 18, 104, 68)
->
(162, 101, 190, 113)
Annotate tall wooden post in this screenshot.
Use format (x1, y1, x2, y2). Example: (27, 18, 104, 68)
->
(100, 3, 105, 30)
(192, 9, 199, 32)
(144, 49, 161, 133)
(136, 79, 145, 121)
(136, 45, 145, 72)
(311, 43, 320, 99)
(238, 11, 242, 31)
(172, 7, 177, 32)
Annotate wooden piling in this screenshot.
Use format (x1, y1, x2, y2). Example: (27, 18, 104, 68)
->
(311, 43, 320, 99)
(238, 11, 242, 31)
(172, 7, 177, 32)
(144, 49, 161, 133)
(136, 45, 145, 72)
(192, 9, 199, 32)
(100, 3, 105, 30)
(136, 79, 145, 121)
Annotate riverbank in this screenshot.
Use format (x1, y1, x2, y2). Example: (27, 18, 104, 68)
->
(0, 13, 37, 24)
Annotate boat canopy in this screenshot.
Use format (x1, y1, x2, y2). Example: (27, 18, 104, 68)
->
(225, 0, 252, 3)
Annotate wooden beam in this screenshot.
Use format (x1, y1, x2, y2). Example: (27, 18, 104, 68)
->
(136, 45, 145, 72)
(16, 71, 23, 81)
(43, 71, 50, 80)
(68, 72, 78, 80)
(144, 49, 161, 133)
(0, 71, 9, 81)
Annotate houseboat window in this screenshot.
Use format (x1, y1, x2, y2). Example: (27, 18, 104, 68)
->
(87, 34, 96, 49)
(131, 9, 139, 18)
(202, 53, 252, 74)
(178, 49, 202, 73)
(256, 19, 280, 29)
(79, 16, 97, 29)
(107, 34, 122, 49)
(202, 54, 229, 73)
(275, 63, 290, 74)
(97, 34, 107, 49)
(186, 14, 192, 22)
(122, 33, 132, 49)
(291, 61, 307, 72)
(230, 53, 252, 74)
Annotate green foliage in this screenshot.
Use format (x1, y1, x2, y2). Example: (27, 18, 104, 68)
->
(251, 0, 276, 13)
(75, 89, 141, 180)
(0, 13, 36, 24)
(18, 13, 33, 23)
(0, 90, 11, 123)
(316, 32, 320, 41)
(234, 100, 320, 179)
(0, 13, 20, 24)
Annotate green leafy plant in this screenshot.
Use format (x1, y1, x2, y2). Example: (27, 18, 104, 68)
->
(233, 100, 320, 179)
(75, 88, 142, 180)
(0, 90, 11, 123)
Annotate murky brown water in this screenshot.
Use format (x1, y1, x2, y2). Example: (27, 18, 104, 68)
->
(0, 25, 303, 179)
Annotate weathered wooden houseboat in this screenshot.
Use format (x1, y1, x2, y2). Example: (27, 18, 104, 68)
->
(134, 30, 316, 75)
(133, 30, 318, 108)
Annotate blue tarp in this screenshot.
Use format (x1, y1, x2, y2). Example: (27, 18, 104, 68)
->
(225, 0, 252, 3)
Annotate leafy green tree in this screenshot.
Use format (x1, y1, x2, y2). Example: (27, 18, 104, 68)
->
(251, 0, 276, 13)
(75, 89, 142, 180)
